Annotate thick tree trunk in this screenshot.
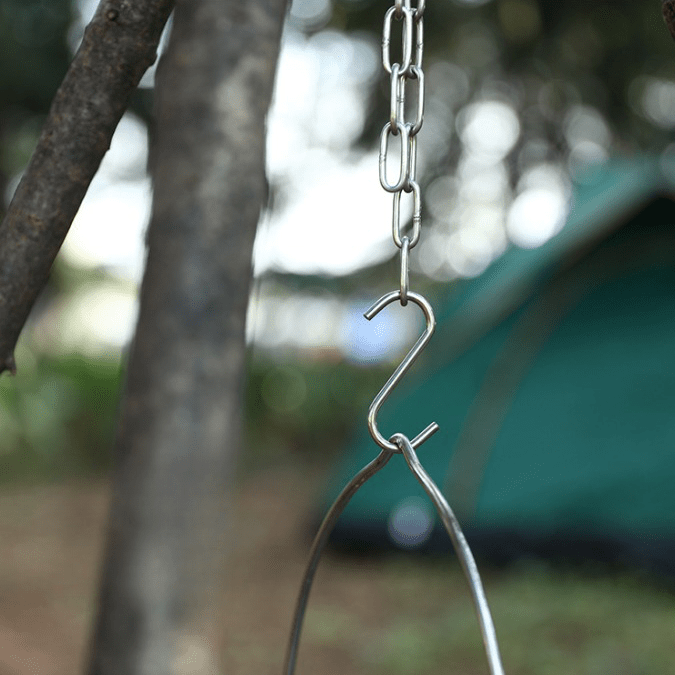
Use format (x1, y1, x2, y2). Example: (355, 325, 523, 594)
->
(0, 0, 174, 376)
(87, 1, 288, 673)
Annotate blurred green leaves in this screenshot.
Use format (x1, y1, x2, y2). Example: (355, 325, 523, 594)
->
(0, 350, 121, 483)
(0, 339, 390, 482)
(0, 0, 73, 111)
(0, 0, 74, 194)
(245, 353, 389, 467)
(300, 559, 675, 675)
(329, 0, 675, 167)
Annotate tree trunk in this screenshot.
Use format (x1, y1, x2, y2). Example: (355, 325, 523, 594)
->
(87, 1, 288, 673)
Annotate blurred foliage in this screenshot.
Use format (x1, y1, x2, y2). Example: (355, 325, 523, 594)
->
(0, 352, 121, 483)
(0, 0, 74, 201)
(245, 352, 389, 468)
(300, 557, 675, 674)
(329, 0, 675, 167)
(0, 0, 72, 111)
(0, 346, 390, 482)
(3, 0, 671, 204)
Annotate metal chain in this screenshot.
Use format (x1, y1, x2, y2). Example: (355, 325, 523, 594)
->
(369, 0, 434, 450)
(379, 0, 425, 307)
(282, 3, 506, 673)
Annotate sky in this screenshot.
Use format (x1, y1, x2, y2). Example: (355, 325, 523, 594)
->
(62, 0, 572, 283)
(61, 14, 399, 280)
(48, 0, 574, 356)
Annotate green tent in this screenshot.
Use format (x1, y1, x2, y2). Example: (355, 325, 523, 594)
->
(323, 159, 675, 572)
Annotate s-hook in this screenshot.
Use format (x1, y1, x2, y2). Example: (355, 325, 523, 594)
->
(282, 289, 506, 675)
(364, 289, 439, 452)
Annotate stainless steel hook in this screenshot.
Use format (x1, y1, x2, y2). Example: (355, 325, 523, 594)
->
(364, 289, 439, 452)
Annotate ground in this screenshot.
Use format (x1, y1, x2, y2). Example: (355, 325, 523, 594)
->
(0, 464, 674, 675)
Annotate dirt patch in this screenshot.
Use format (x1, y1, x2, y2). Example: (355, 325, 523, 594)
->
(0, 481, 110, 674)
(0, 466, 452, 675)
(1, 466, 672, 675)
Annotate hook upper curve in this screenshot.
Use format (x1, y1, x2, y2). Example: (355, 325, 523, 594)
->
(364, 289, 439, 452)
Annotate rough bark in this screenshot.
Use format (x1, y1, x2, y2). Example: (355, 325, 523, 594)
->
(87, 1, 288, 673)
(0, 0, 174, 376)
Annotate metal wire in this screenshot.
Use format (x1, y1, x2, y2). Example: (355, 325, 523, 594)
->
(282, 434, 506, 675)
(282, 449, 395, 675)
(393, 433, 506, 675)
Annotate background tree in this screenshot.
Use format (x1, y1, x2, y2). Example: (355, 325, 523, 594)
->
(331, 0, 675, 158)
(87, 1, 288, 672)
(0, 0, 287, 673)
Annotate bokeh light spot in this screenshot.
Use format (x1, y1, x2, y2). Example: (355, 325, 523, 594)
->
(458, 100, 520, 161)
(388, 497, 434, 549)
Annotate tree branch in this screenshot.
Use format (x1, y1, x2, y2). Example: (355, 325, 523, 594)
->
(0, 0, 174, 376)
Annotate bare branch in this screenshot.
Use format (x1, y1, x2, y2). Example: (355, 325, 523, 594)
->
(0, 0, 174, 376)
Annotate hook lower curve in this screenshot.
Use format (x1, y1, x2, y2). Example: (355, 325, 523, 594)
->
(364, 290, 439, 452)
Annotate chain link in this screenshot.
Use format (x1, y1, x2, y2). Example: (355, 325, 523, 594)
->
(392, 180, 421, 248)
(399, 236, 410, 305)
(379, 121, 410, 192)
(382, 6, 413, 76)
(379, 0, 425, 300)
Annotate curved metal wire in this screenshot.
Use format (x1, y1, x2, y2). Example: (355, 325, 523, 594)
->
(392, 432, 505, 675)
(283, 438, 506, 675)
(283, 448, 395, 675)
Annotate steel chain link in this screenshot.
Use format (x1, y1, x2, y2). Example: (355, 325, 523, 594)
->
(379, 0, 425, 304)
(368, 0, 439, 453)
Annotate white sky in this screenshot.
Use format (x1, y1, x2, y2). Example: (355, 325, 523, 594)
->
(61, 2, 573, 285)
(63, 11, 395, 281)
(41, 1, 576, 354)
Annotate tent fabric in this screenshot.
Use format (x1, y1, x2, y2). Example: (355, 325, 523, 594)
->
(322, 160, 675, 572)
